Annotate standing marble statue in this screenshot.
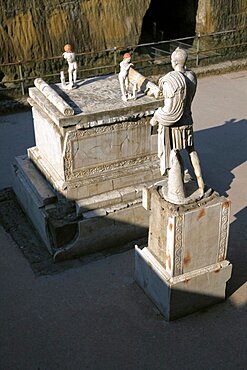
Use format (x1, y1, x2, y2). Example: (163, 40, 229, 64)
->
(150, 47, 204, 203)
(118, 53, 136, 102)
(63, 44, 77, 89)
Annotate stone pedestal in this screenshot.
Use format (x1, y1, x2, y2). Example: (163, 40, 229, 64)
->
(135, 187, 232, 320)
(13, 74, 163, 260)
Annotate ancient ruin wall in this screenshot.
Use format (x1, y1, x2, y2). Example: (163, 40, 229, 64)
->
(0, 0, 246, 66)
(196, 0, 246, 33)
(195, 0, 246, 53)
(0, 0, 151, 64)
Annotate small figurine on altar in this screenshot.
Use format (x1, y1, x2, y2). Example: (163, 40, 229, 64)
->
(62, 44, 77, 89)
(118, 53, 137, 102)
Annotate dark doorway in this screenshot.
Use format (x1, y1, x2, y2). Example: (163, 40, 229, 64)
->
(139, 0, 199, 43)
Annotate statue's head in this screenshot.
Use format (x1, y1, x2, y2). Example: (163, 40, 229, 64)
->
(123, 52, 131, 62)
(171, 47, 188, 70)
(64, 44, 73, 53)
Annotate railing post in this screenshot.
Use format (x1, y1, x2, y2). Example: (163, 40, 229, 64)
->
(196, 33, 200, 67)
(114, 47, 117, 74)
(18, 62, 25, 95)
(131, 47, 134, 62)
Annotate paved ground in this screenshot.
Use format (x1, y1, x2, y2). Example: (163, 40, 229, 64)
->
(0, 70, 247, 369)
(0, 110, 34, 189)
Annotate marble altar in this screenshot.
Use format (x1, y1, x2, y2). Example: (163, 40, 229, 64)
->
(13, 72, 163, 260)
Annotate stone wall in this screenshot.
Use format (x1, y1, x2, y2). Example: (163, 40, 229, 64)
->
(1, 0, 246, 65)
(0, 0, 151, 64)
(0, 0, 246, 83)
(196, 0, 246, 34)
(196, 0, 246, 54)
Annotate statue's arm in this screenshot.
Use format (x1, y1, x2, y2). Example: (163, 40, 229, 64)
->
(119, 62, 133, 75)
(160, 97, 173, 115)
(150, 97, 173, 126)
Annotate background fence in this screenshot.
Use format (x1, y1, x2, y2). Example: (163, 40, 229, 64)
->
(0, 28, 246, 96)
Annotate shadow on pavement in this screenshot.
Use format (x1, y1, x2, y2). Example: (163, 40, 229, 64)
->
(0, 118, 246, 298)
(194, 118, 247, 297)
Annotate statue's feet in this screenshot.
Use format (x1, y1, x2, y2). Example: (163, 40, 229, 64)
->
(122, 95, 128, 102)
(204, 187, 213, 198)
(127, 93, 137, 101)
(198, 188, 204, 198)
(197, 187, 213, 201)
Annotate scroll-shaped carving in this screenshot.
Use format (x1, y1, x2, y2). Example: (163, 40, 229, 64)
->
(34, 78, 74, 116)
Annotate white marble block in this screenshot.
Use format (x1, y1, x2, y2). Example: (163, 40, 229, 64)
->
(135, 187, 232, 320)
(13, 74, 164, 259)
(27, 75, 161, 200)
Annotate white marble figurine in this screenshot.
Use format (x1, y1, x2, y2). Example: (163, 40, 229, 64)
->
(118, 53, 136, 102)
(63, 44, 77, 89)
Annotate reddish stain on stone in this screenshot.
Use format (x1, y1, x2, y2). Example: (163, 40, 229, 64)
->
(222, 200, 231, 208)
(196, 208, 206, 221)
(183, 254, 191, 266)
(166, 255, 171, 270)
(169, 223, 173, 232)
(183, 279, 190, 284)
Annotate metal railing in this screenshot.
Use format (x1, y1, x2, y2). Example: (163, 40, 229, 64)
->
(0, 28, 246, 96)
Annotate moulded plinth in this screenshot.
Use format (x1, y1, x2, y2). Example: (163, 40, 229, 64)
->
(135, 246, 232, 321)
(135, 186, 232, 320)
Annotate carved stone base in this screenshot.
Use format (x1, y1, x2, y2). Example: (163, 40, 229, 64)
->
(28, 146, 160, 201)
(135, 246, 232, 321)
(135, 186, 232, 320)
(12, 155, 154, 260)
(12, 74, 164, 260)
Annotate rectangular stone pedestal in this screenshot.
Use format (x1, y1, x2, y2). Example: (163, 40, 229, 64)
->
(12, 74, 163, 260)
(135, 246, 232, 321)
(27, 74, 162, 200)
(13, 155, 152, 261)
(135, 187, 232, 320)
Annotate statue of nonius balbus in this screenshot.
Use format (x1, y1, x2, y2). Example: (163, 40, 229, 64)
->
(150, 47, 204, 204)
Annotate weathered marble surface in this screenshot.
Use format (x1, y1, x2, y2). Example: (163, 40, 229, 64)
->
(135, 246, 232, 321)
(13, 73, 163, 258)
(28, 74, 162, 200)
(135, 186, 232, 320)
(29, 74, 162, 127)
(147, 187, 230, 274)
